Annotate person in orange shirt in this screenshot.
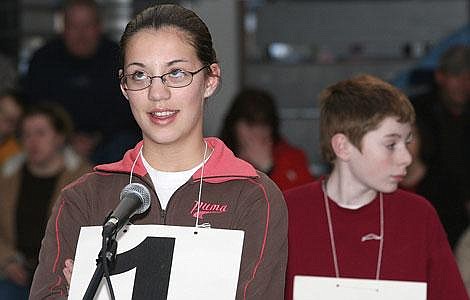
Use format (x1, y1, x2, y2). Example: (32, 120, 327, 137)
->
(0, 89, 23, 167)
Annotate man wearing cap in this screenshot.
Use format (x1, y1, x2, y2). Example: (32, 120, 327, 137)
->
(411, 45, 470, 249)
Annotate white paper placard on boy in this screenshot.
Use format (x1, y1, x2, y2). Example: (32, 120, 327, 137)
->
(68, 225, 245, 300)
(293, 275, 427, 300)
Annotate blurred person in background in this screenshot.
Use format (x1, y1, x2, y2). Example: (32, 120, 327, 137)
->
(411, 45, 470, 249)
(0, 89, 23, 167)
(456, 226, 470, 296)
(0, 104, 91, 299)
(23, 0, 138, 164)
(220, 88, 315, 191)
(0, 52, 18, 93)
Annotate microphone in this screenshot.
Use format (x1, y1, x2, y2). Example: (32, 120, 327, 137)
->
(102, 183, 151, 237)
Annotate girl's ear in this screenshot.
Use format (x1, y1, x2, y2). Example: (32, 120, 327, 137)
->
(331, 133, 352, 161)
(118, 69, 129, 100)
(121, 89, 129, 100)
(203, 63, 221, 99)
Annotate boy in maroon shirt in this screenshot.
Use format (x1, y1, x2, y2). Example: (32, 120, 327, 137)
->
(284, 75, 468, 300)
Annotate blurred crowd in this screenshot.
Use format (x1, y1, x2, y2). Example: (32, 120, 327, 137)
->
(0, 0, 468, 298)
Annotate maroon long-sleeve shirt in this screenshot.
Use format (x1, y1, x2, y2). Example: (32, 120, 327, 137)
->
(284, 180, 469, 300)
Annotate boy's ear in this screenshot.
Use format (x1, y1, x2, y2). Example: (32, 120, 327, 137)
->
(331, 133, 352, 161)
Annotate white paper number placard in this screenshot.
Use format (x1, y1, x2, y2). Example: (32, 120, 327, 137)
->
(294, 275, 427, 300)
(68, 225, 245, 300)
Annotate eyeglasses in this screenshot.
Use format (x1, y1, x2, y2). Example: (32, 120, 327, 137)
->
(120, 65, 210, 91)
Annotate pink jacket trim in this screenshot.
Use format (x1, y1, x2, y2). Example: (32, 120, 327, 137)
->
(243, 178, 271, 298)
(94, 137, 258, 183)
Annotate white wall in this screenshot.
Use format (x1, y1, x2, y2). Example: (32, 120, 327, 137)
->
(256, 0, 468, 58)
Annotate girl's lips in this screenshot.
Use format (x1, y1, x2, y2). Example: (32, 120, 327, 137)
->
(148, 109, 179, 124)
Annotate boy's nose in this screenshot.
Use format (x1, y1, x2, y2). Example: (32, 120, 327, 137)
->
(400, 146, 413, 167)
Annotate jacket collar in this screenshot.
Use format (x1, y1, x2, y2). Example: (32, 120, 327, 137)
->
(94, 137, 258, 183)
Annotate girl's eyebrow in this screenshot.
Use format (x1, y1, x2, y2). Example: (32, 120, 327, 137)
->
(125, 62, 145, 68)
(166, 59, 189, 66)
(125, 59, 190, 69)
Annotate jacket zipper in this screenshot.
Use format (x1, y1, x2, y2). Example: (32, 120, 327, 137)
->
(125, 173, 167, 225)
(158, 179, 194, 225)
(160, 209, 167, 224)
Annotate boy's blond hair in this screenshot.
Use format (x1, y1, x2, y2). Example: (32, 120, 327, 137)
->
(319, 74, 415, 162)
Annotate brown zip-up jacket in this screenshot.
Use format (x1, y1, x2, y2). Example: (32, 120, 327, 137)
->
(29, 137, 288, 299)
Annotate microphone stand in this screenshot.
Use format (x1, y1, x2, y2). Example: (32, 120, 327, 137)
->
(83, 214, 118, 300)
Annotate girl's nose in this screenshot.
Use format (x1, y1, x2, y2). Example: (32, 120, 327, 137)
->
(147, 77, 171, 102)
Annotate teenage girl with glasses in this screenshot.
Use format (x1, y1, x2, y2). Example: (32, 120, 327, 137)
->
(30, 4, 287, 300)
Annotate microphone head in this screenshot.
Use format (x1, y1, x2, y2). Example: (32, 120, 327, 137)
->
(120, 183, 151, 215)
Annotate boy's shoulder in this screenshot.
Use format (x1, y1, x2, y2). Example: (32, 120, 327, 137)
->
(285, 179, 321, 193)
(386, 188, 438, 217)
(284, 182, 438, 214)
(283, 180, 322, 205)
(389, 188, 431, 204)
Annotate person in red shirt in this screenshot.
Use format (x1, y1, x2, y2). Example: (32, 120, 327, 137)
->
(220, 88, 315, 191)
(284, 75, 468, 300)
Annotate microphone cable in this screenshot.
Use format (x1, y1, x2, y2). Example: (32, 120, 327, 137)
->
(102, 236, 116, 300)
